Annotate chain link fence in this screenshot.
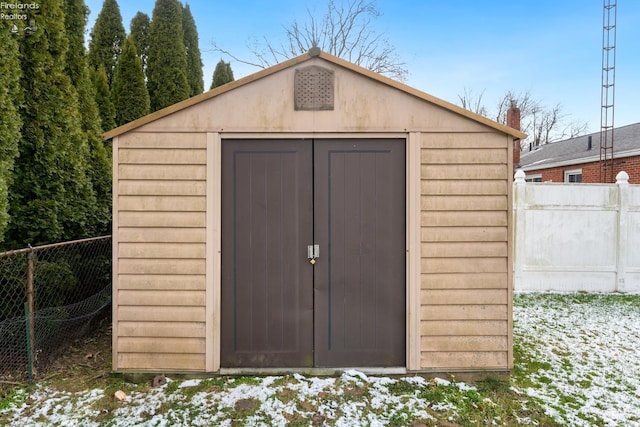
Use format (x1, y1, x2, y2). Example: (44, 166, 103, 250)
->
(0, 236, 111, 383)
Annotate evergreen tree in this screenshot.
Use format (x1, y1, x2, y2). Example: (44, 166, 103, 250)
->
(0, 22, 22, 245)
(182, 3, 203, 96)
(113, 36, 150, 126)
(93, 64, 116, 132)
(147, 0, 190, 111)
(65, 0, 112, 236)
(211, 59, 235, 89)
(7, 1, 97, 247)
(129, 11, 150, 78)
(87, 0, 126, 85)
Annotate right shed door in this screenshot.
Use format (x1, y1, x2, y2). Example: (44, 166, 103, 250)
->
(313, 139, 405, 367)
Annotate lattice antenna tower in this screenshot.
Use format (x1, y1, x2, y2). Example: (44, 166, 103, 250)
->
(600, 0, 617, 183)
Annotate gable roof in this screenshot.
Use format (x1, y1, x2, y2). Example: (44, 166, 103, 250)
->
(103, 49, 526, 140)
(520, 122, 640, 171)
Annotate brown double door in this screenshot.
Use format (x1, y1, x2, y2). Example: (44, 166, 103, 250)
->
(221, 139, 405, 368)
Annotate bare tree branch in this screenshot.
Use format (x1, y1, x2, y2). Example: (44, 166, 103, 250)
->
(211, 0, 408, 81)
(458, 87, 488, 116)
(210, 41, 266, 69)
(457, 88, 589, 148)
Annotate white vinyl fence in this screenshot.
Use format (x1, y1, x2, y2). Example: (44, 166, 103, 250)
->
(513, 170, 640, 293)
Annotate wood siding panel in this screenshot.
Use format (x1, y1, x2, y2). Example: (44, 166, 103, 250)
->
(421, 289, 507, 306)
(119, 259, 205, 275)
(422, 242, 507, 258)
(422, 336, 508, 352)
(119, 321, 205, 338)
(421, 273, 508, 289)
(119, 211, 206, 228)
(422, 149, 507, 164)
(119, 148, 206, 164)
(119, 275, 205, 290)
(117, 353, 205, 371)
(119, 306, 205, 322)
(421, 258, 507, 274)
(421, 320, 508, 336)
(421, 351, 508, 369)
(421, 305, 508, 320)
(119, 228, 205, 243)
(119, 164, 206, 180)
(422, 133, 507, 149)
(421, 164, 507, 180)
(119, 243, 205, 259)
(119, 290, 205, 306)
(119, 180, 206, 196)
(118, 337, 205, 353)
(421, 195, 507, 211)
(119, 195, 206, 212)
(421, 227, 507, 242)
(422, 180, 507, 195)
(119, 132, 206, 149)
(421, 211, 507, 227)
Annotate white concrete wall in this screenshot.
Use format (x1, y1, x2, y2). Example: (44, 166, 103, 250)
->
(513, 171, 640, 293)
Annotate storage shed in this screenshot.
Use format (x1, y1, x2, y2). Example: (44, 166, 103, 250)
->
(104, 49, 526, 374)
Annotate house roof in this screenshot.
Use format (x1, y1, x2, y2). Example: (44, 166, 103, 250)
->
(102, 49, 526, 140)
(520, 122, 640, 171)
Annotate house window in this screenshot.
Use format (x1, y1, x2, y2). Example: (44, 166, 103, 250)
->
(525, 174, 542, 183)
(564, 169, 582, 183)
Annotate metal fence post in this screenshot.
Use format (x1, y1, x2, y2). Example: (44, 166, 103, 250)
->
(26, 247, 35, 381)
(24, 302, 34, 383)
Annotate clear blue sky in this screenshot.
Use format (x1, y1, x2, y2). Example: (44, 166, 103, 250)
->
(84, 0, 640, 133)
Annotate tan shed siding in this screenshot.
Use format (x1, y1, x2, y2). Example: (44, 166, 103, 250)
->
(116, 132, 207, 372)
(420, 132, 510, 370)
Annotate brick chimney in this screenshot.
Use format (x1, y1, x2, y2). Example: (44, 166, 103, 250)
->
(506, 103, 521, 169)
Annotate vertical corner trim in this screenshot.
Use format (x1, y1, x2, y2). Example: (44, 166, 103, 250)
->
(407, 132, 422, 371)
(111, 136, 120, 371)
(206, 132, 222, 372)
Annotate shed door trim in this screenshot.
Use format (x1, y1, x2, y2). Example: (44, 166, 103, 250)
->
(207, 133, 421, 372)
(219, 138, 405, 368)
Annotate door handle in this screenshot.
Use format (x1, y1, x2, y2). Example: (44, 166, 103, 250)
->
(307, 244, 319, 265)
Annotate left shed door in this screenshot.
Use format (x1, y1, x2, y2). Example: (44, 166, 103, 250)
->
(221, 140, 314, 367)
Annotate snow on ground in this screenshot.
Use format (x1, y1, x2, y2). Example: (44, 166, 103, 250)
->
(513, 293, 640, 426)
(2, 293, 640, 426)
(1, 369, 450, 426)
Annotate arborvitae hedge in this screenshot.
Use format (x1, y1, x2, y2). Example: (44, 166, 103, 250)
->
(87, 0, 126, 86)
(113, 36, 150, 126)
(147, 0, 190, 112)
(7, 1, 97, 248)
(211, 59, 235, 90)
(0, 22, 22, 244)
(182, 3, 204, 97)
(130, 11, 151, 78)
(93, 64, 116, 133)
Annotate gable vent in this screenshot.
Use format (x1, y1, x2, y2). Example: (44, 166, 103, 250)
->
(294, 66, 334, 111)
